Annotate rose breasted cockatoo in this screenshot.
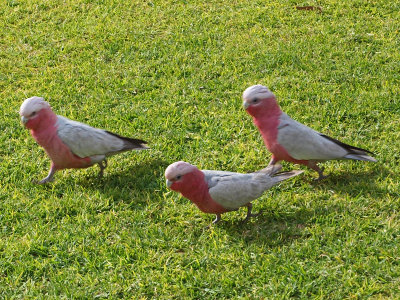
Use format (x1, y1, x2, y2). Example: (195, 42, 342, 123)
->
(165, 161, 303, 225)
(242, 85, 377, 180)
(19, 96, 149, 184)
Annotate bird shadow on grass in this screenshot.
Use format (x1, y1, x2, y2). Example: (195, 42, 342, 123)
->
(204, 193, 365, 249)
(181, 194, 327, 248)
(180, 214, 300, 249)
(75, 158, 170, 206)
(311, 164, 396, 198)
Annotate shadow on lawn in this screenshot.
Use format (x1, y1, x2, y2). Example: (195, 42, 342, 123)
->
(197, 204, 319, 247)
(312, 163, 395, 198)
(76, 158, 170, 201)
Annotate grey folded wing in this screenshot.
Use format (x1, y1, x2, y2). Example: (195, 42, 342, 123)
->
(204, 171, 273, 210)
(277, 113, 348, 160)
(56, 116, 126, 158)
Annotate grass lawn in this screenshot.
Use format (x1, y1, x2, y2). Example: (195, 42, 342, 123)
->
(1, 0, 399, 298)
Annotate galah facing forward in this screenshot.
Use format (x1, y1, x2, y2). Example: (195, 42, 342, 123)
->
(242, 85, 377, 180)
(19, 96, 148, 184)
(165, 161, 303, 225)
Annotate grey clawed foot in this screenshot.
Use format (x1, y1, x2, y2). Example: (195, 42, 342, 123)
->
(242, 211, 263, 223)
(33, 166, 56, 185)
(33, 177, 54, 185)
(205, 214, 222, 229)
(98, 159, 108, 178)
(315, 174, 329, 181)
(212, 214, 222, 224)
(314, 166, 328, 181)
(242, 203, 262, 223)
(308, 162, 329, 181)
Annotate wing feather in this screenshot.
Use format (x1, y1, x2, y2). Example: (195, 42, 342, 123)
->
(277, 114, 348, 160)
(205, 172, 275, 210)
(56, 116, 126, 158)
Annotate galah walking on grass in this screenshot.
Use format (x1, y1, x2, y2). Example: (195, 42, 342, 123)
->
(242, 85, 377, 180)
(19, 96, 149, 184)
(165, 161, 303, 225)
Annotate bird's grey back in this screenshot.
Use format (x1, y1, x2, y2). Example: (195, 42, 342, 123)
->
(202, 169, 282, 210)
(202, 170, 255, 189)
(56, 116, 129, 158)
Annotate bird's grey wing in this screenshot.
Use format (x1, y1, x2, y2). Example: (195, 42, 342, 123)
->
(56, 116, 126, 158)
(277, 113, 348, 160)
(206, 173, 272, 210)
(202, 170, 239, 188)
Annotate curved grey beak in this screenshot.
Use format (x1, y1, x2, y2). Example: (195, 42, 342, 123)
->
(243, 101, 250, 109)
(166, 179, 173, 188)
(21, 116, 28, 124)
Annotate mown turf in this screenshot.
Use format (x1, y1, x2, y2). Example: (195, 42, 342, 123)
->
(1, 0, 399, 298)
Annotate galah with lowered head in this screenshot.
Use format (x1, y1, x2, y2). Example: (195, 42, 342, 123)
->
(165, 161, 303, 225)
(19, 96, 149, 184)
(242, 84, 377, 180)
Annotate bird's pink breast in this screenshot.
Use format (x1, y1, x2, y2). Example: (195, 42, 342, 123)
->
(254, 114, 309, 166)
(35, 131, 92, 170)
(185, 187, 228, 214)
(29, 110, 92, 170)
(172, 172, 228, 214)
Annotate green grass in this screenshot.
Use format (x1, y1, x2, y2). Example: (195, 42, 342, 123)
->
(1, 0, 399, 298)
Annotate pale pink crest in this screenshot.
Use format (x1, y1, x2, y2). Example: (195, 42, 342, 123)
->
(242, 85, 274, 101)
(165, 161, 198, 180)
(19, 96, 51, 117)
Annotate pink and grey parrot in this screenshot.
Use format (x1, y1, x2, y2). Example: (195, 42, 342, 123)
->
(242, 85, 377, 180)
(165, 161, 303, 224)
(19, 96, 148, 184)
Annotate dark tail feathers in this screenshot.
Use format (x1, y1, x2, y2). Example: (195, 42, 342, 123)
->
(320, 134, 376, 162)
(320, 134, 375, 156)
(106, 131, 149, 150)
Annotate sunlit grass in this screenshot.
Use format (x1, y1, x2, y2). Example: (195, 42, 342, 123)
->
(0, 0, 399, 298)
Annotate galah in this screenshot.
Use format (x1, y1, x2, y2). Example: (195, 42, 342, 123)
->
(19, 96, 149, 184)
(165, 161, 303, 225)
(242, 85, 377, 180)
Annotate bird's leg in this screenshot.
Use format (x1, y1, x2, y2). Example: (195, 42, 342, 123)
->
(35, 164, 56, 184)
(307, 161, 327, 181)
(242, 203, 262, 223)
(212, 214, 222, 224)
(268, 157, 278, 167)
(205, 214, 222, 229)
(316, 166, 327, 181)
(98, 159, 108, 178)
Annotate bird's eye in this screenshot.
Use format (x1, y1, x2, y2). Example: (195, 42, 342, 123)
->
(176, 175, 182, 180)
(252, 98, 259, 103)
(30, 111, 36, 117)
